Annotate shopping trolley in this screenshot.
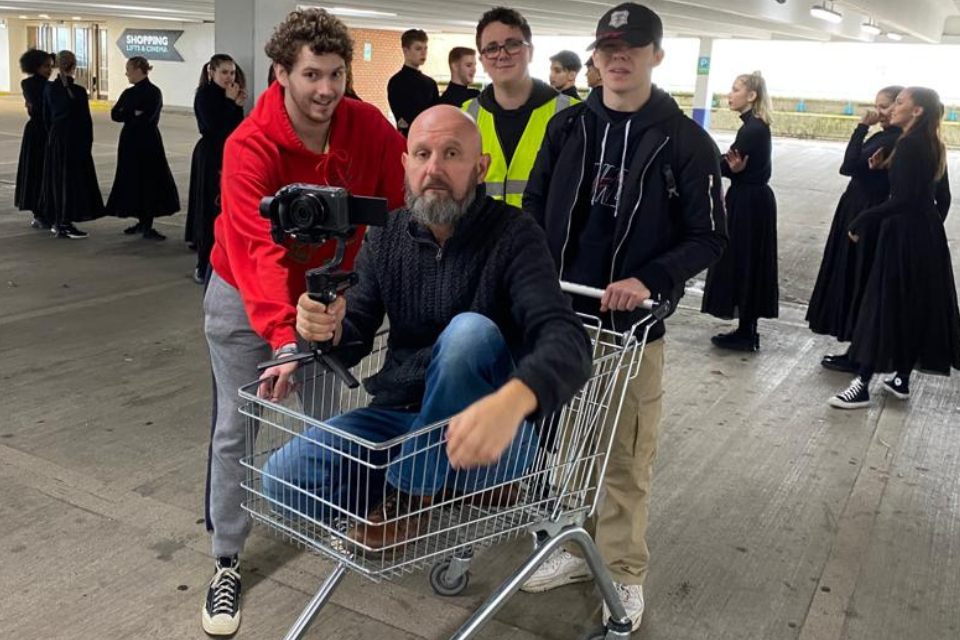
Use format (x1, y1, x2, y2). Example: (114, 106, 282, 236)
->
(239, 282, 670, 640)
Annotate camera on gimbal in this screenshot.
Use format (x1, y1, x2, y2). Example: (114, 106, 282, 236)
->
(259, 184, 388, 245)
(257, 184, 389, 388)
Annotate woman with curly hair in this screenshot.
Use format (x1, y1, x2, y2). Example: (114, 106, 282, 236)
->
(14, 49, 54, 229)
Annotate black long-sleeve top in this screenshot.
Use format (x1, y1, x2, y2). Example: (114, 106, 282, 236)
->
(194, 82, 244, 140)
(850, 134, 952, 234)
(839, 124, 902, 198)
(44, 76, 93, 145)
(721, 109, 772, 186)
(22, 75, 49, 127)
(387, 65, 439, 136)
(111, 77, 163, 127)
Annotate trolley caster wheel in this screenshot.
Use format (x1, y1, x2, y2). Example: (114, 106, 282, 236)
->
(430, 560, 470, 596)
(581, 628, 608, 640)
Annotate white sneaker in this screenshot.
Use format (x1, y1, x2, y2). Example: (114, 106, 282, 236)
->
(603, 582, 644, 632)
(520, 549, 592, 593)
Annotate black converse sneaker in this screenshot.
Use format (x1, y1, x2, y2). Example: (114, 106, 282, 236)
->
(202, 556, 241, 636)
(829, 377, 871, 409)
(882, 376, 910, 400)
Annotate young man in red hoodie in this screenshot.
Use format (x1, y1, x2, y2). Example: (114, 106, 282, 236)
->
(200, 9, 405, 636)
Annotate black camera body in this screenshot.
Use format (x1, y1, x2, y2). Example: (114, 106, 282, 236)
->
(259, 184, 388, 246)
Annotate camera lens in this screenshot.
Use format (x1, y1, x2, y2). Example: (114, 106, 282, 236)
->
(289, 193, 327, 229)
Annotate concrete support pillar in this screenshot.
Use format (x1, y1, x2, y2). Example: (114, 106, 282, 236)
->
(214, 0, 298, 106)
(691, 37, 714, 131)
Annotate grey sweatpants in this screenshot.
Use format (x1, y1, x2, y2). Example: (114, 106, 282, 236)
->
(204, 271, 272, 557)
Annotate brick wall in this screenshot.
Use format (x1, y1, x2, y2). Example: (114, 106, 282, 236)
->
(350, 28, 405, 121)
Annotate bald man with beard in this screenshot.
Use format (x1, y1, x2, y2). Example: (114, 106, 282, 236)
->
(262, 105, 592, 550)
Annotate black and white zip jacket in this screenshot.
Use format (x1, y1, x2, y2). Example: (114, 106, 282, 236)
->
(524, 87, 727, 339)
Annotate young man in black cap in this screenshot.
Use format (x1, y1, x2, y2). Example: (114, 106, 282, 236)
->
(521, 3, 726, 631)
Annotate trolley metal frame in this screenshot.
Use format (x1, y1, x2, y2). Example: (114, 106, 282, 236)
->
(239, 283, 667, 640)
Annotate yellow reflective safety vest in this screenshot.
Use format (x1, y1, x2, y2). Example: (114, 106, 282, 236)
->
(464, 93, 577, 207)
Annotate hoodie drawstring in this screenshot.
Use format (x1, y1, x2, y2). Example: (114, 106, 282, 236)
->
(613, 120, 631, 218)
(591, 123, 610, 206)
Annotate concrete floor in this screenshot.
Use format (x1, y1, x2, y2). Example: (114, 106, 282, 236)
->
(0, 94, 959, 640)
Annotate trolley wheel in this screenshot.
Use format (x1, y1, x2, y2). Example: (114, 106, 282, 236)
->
(429, 560, 470, 596)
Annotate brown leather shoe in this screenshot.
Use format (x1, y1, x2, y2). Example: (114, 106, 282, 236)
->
(348, 491, 435, 551)
(449, 482, 522, 509)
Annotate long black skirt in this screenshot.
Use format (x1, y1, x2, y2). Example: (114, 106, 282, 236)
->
(15, 119, 47, 219)
(40, 124, 104, 226)
(187, 136, 226, 271)
(106, 125, 180, 218)
(848, 209, 960, 375)
(702, 183, 779, 320)
(806, 182, 887, 341)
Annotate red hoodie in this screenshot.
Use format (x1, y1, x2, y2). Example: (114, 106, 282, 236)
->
(211, 82, 406, 350)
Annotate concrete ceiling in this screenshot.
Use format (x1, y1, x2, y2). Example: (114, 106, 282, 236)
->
(0, 0, 958, 43)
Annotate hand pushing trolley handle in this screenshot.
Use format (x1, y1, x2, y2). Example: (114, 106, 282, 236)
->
(558, 281, 671, 321)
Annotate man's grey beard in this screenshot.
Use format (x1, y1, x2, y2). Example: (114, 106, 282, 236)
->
(405, 176, 477, 227)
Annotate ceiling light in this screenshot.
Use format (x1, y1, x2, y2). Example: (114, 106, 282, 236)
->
(72, 16, 82, 20)
(810, 2, 843, 24)
(325, 6, 397, 17)
(861, 20, 881, 36)
(38, 13, 50, 19)
(18, 14, 27, 19)
(886, 32, 903, 41)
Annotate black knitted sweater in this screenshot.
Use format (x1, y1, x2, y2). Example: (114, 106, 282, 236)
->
(337, 192, 592, 418)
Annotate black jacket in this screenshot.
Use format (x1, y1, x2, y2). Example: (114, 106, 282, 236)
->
(338, 192, 592, 419)
(525, 87, 727, 339)
(839, 124, 900, 199)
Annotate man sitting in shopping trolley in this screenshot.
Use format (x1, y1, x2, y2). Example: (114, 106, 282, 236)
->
(260, 104, 594, 551)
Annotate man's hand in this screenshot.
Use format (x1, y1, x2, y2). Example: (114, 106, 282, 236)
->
(725, 149, 749, 174)
(296, 293, 346, 344)
(258, 356, 299, 402)
(601, 278, 651, 313)
(447, 380, 537, 470)
(861, 109, 881, 127)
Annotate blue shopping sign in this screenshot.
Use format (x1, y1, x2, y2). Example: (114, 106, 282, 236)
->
(117, 29, 184, 62)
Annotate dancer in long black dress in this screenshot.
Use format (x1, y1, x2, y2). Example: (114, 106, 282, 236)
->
(186, 54, 245, 282)
(808, 86, 903, 373)
(106, 57, 180, 241)
(41, 50, 104, 239)
(830, 87, 959, 409)
(15, 49, 54, 230)
(702, 71, 778, 351)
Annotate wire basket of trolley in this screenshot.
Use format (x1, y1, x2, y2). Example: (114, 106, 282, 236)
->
(239, 182, 671, 640)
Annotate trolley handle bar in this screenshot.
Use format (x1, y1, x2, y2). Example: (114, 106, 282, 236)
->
(560, 281, 655, 310)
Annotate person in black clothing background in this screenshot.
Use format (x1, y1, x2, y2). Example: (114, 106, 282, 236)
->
(187, 54, 246, 282)
(41, 50, 104, 239)
(830, 87, 959, 409)
(15, 49, 54, 230)
(702, 71, 778, 351)
(438, 47, 479, 107)
(585, 57, 602, 93)
(807, 85, 903, 372)
(548, 50, 582, 99)
(106, 57, 180, 241)
(387, 29, 438, 136)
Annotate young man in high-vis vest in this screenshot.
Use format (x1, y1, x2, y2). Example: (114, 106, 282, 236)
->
(463, 7, 576, 207)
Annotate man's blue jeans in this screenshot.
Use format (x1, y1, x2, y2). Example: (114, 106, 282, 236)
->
(261, 313, 539, 522)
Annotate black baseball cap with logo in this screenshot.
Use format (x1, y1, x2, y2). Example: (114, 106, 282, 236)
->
(587, 3, 664, 50)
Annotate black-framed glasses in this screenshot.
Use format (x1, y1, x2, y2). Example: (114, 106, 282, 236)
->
(479, 39, 529, 60)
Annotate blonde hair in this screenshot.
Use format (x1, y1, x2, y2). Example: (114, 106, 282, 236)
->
(736, 71, 773, 125)
(56, 50, 77, 97)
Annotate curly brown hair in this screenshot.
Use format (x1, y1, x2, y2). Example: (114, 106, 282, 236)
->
(265, 8, 354, 71)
